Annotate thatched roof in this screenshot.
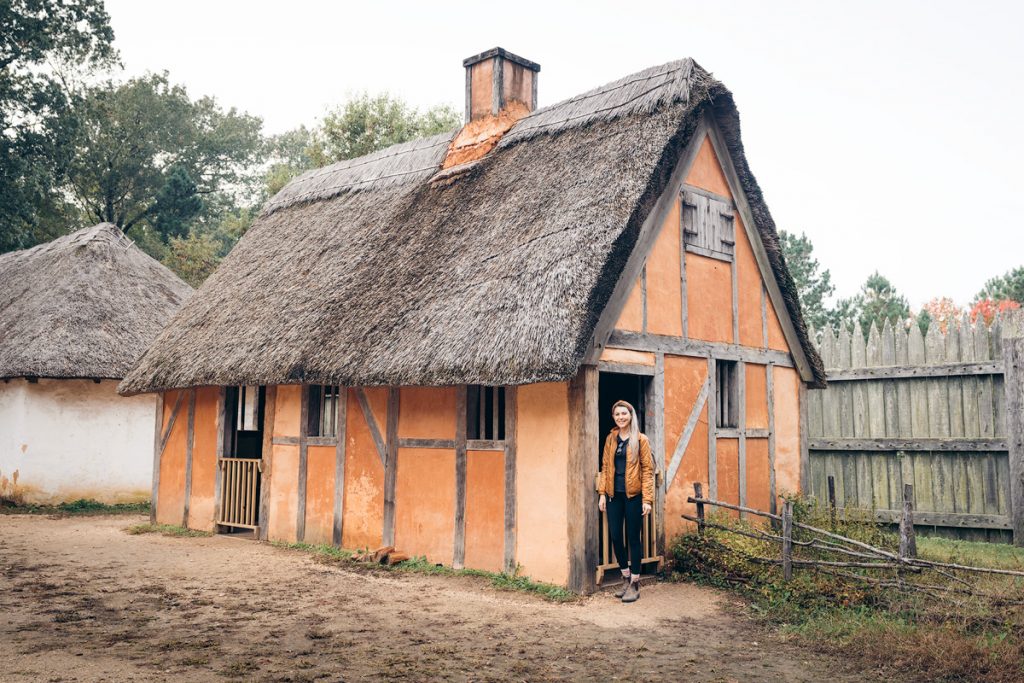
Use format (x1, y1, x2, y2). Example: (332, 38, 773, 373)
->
(0, 223, 192, 380)
(120, 59, 825, 395)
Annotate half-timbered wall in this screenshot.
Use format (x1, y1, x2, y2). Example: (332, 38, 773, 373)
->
(602, 129, 807, 545)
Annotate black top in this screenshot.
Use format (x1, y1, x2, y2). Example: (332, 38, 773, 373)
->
(613, 435, 629, 493)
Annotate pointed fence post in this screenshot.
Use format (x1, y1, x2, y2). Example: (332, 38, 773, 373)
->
(1001, 312, 1024, 546)
(781, 500, 793, 581)
(899, 483, 917, 559)
(693, 482, 705, 536)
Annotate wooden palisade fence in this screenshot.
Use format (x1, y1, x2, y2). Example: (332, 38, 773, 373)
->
(806, 313, 1024, 544)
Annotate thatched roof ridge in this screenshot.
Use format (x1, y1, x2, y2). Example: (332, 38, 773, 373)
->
(0, 223, 192, 380)
(264, 131, 457, 215)
(120, 58, 824, 395)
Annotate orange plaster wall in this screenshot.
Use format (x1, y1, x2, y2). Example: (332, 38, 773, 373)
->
(685, 135, 732, 198)
(398, 387, 455, 440)
(685, 253, 732, 342)
(363, 387, 389, 433)
(745, 364, 769, 429)
(773, 367, 803, 495)
(663, 355, 710, 541)
(735, 216, 765, 348)
(599, 348, 655, 366)
(464, 450, 505, 572)
(645, 202, 683, 337)
(746, 438, 772, 515)
(274, 385, 302, 438)
(342, 389, 384, 550)
(187, 387, 220, 531)
(614, 274, 644, 332)
(156, 390, 187, 526)
(470, 58, 493, 120)
(267, 443, 299, 542)
(717, 438, 740, 515)
(516, 382, 570, 586)
(766, 298, 788, 352)
(395, 448, 455, 565)
(304, 445, 336, 545)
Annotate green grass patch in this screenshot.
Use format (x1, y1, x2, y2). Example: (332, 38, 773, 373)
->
(917, 536, 1024, 570)
(273, 542, 576, 602)
(125, 523, 212, 537)
(669, 498, 1024, 683)
(1, 498, 150, 516)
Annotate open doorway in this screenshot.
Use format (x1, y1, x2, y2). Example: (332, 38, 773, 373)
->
(217, 385, 265, 536)
(596, 371, 660, 585)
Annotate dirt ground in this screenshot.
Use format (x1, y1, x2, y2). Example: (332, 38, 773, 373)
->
(1, 515, 876, 682)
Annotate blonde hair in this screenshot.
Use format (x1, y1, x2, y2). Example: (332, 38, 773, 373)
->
(612, 400, 640, 462)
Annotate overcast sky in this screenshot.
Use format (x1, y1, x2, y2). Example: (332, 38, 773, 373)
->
(104, 0, 1023, 309)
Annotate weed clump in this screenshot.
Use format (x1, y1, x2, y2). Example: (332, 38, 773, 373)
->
(669, 498, 1024, 683)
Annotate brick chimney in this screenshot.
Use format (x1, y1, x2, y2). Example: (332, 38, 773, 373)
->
(442, 47, 540, 169)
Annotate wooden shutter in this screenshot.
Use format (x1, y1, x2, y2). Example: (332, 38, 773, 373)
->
(681, 190, 735, 261)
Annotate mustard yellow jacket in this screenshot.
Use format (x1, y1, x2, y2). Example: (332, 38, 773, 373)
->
(598, 429, 655, 505)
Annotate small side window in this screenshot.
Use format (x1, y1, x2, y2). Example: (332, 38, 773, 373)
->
(716, 361, 739, 429)
(466, 385, 505, 440)
(307, 385, 341, 438)
(682, 189, 735, 261)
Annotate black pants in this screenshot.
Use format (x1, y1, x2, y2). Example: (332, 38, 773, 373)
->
(607, 493, 643, 575)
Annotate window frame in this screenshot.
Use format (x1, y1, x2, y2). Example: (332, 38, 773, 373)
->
(466, 385, 506, 441)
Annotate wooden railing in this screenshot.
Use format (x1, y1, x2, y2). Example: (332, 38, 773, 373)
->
(595, 504, 662, 585)
(217, 458, 261, 530)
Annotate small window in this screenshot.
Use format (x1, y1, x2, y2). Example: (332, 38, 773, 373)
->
(467, 385, 505, 440)
(307, 385, 341, 438)
(682, 189, 735, 261)
(716, 360, 739, 429)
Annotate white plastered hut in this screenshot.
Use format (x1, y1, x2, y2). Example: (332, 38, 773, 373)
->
(0, 224, 192, 504)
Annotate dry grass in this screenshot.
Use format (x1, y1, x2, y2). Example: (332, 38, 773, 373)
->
(670, 501, 1024, 683)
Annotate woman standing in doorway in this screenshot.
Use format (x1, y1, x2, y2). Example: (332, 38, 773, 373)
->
(598, 400, 655, 602)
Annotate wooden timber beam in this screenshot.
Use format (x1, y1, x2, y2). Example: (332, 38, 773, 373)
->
(607, 331, 794, 367)
(809, 438, 1009, 452)
(825, 361, 1003, 382)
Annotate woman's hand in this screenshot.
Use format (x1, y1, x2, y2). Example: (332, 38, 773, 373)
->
(642, 502, 652, 516)
(598, 494, 606, 512)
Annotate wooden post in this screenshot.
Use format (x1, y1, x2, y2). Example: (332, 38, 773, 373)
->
(781, 500, 793, 581)
(827, 475, 837, 529)
(693, 482, 705, 536)
(453, 386, 467, 569)
(899, 483, 917, 559)
(1001, 314, 1024, 546)
(568, 365, 600, 593)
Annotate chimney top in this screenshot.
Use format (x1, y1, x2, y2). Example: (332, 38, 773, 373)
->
(463, 47, 541, 73)
(463, 47, 540, 123)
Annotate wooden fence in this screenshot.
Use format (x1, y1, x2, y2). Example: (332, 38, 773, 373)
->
(806, 314, 1024, 543)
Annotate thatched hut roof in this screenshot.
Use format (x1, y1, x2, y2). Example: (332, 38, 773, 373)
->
(120, 59, 825, 395)
(0, 223, 192, 380)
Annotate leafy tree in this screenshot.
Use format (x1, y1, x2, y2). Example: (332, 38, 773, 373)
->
(779, 230, 834, 330)
(64, 73, 263, 238)
(975, 267, 1024, 304)
(162, 230, 222, 287)
(318, 93, 460, 162)
(917, 297, 962, 333)
(1, 0, 116, 250)
(829, 272, 911, 333)
(970, 298, 1021, 326)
